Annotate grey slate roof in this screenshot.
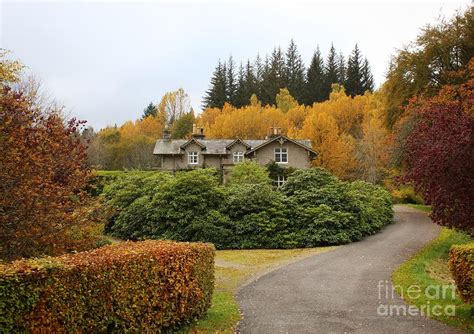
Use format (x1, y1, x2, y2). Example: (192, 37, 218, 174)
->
(153, 137, 313, 155)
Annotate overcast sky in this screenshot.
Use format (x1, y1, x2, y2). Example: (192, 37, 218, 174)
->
(1, 0, 469, 129)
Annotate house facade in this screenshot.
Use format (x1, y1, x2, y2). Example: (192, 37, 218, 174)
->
(153, 126, 317, 182)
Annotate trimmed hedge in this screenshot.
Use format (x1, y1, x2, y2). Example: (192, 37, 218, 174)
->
(0, 240, 215, 333)
(448, 243, 474, 303)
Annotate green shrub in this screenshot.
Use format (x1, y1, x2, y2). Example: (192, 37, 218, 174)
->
(391, 186, 424, 204)
(281, 168, 337, 197)
(104, 167, 393, 250)
(226, 160, 271, 185)
(109, 169, 233, 248)
(0, 240, 215, 333)
(298, 204, 356, 245)
(86, 170, 161, 197)
(282, 169, 393, 245)
(266, 161, 296, 186)
(283, 168, 356, 245)
(348, 180, 394, 235)
(449, 243, 474, 303)
(223, 183, 297, 248)
(102, 172, 172, 233)
(103, 171, 172, 208)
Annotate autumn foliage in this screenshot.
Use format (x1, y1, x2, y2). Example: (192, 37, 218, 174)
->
(448, 243, 474, 304)
(198, 87, 389, 182)
(404, 60, 474, 233)
(0, 240, 215, 332)
(0, 86, 97, 261)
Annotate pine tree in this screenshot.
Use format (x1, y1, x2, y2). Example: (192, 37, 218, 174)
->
(323, 44, 339, 100)
(337, 51, 346, 85)
(253, 54, 264, 99)
(142, 102, 157, 119)
(345, 44, 364, 96)
(244, 60, 258, 104)
(234, 62, 247, 108)
(203, 60, 227, 108)
(261, 47, 286, 105)
(304, 47, 325, 105)
(226, 56, 237, 105)
(285, 39, 306, 102)
(260, 55, 272, 105)
(361, 57, 375, 93)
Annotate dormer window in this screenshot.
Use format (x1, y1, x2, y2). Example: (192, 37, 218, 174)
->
(275, 147, 288, 163)
(188, 151, 199, 165)
(233, 151, 244, 163)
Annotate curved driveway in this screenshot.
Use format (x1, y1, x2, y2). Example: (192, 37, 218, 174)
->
(236, 205, 463, 333)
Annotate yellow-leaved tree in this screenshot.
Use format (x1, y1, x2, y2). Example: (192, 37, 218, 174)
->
(301, 110, 356, 178)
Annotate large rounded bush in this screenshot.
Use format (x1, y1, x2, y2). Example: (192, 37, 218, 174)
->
(223, 183, 298, 248)
(104, 167, 393, 249)
(348, 180, 394, 235)
(282, 169, 361, 244)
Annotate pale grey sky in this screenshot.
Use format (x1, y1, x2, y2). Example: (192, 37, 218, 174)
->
(0, 0, 469, 129)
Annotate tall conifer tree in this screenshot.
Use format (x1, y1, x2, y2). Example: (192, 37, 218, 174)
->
(337, 51, 346, 85)
(323, 44, 339, 100)
(361, 57, 375, 93)
(253, 54, 264, 99)
(203, 60, 227, 108)
(234, 62, 247, 107)
(305, 47, 325, 104)
(261, 48, 286, 105)
(226, 56, 237, 105)
(141, 102, 157, 119)
(285, 39, 306, 102)
(345, 44, 364, 96)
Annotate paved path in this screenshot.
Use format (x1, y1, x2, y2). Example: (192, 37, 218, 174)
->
(236, 205, 463, 334)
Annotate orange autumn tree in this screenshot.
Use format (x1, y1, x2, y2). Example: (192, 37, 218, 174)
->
(198, 87, 389, 181)
(300, 110, 356, 178)
(0, 57, 97, 261)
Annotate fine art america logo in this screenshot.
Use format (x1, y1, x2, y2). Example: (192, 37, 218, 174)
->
(377, 280, 456, 317)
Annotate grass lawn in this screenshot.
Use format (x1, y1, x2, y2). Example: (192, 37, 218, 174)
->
(183, 247, 335, 333)
(392, 228, 473, 332)
(405, 204, 432, 213)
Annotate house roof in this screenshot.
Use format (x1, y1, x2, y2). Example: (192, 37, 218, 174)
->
(246, 136, 318, 156)
(153, 136, 314, 155)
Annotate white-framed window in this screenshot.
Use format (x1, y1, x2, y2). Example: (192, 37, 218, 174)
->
(188, 151, 199, 165)
(275, 175, 287, 188)
(233, 151, 244, 163)
(274, 147, 288, 163)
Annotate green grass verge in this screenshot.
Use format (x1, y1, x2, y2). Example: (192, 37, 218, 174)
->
(392, 228, 473, 332)
(184, 247, 335, 333)
(405, 204, 432, 213)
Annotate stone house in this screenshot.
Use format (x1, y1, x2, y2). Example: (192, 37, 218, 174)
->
(153, 126, 318, 184)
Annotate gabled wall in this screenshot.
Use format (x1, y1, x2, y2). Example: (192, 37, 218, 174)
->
(250, 139, 312, 169)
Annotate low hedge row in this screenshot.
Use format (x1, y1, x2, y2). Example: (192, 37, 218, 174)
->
(448, 243, 474, 303)
(105, 168, 394, 248)
(0, 240, 215, 333)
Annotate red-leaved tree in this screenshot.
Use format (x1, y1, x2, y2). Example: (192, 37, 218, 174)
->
(0, 86, 97, 261)
(404, 61, 474, 234)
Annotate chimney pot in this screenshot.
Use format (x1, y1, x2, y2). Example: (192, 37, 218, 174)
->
(192, 125, 205, 139)
(163, 126, 171, 140)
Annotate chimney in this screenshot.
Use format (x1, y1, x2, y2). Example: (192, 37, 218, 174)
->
(163, 125, 171, 140)
(192, 124, 205, 139)
(267, 126, 281, 139)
